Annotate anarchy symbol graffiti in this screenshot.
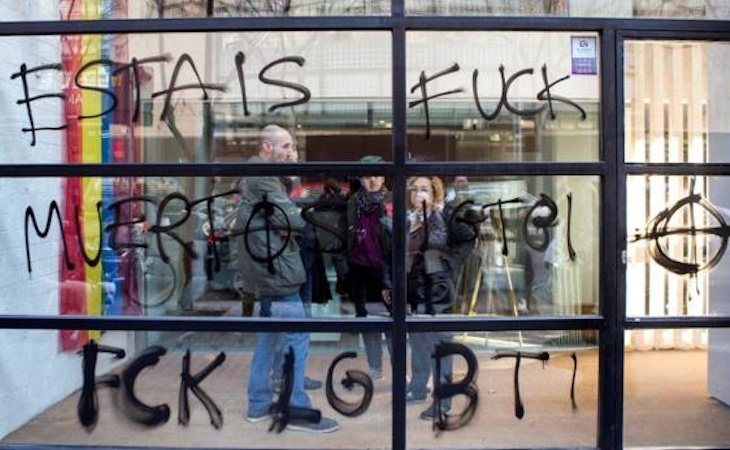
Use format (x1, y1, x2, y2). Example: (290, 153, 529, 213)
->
(632, 178, 730, 276)
(243, 193, 291, 275)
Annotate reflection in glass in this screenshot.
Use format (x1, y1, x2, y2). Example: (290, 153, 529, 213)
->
(626, 175, 730, 317)
(625, 41, 730, 163)
(213, 0, 390, 16)
(0, 329, 391, 448)
(407, 330, 597, 448)
(6, 1, 729, 20)
(1, 31, 391, 163)
(399, 175, 599, 318)
(1, 1, 389, 21)
(12, 174, 395, 320)
(406, 0, 729, 19)
(624, 328, 730, 447)
(406, 32, 600, 162)
(0, 328, 595, 448)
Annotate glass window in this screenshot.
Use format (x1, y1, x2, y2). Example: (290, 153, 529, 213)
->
(1, 1, 390, 21)
(0, 329, 391, 447)
(10, 0, 730, 20)
(407, 32, 600, 162)
(13, 174, 393, 319)
(0, 31, 392, 163)
(212, 0, 390, 17)
(624, 327, 730, 447)
(399, 175, 600, 317)
(626, 175, 730, 318)
(0, 328, 596, 448)
(625, 40, 730, 163)
(407, 330, 597, 449)
(406, 0, 730, 20)
(6, 3, 730, 449)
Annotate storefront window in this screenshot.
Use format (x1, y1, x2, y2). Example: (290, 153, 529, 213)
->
(0, 31, 392, 164)
(626, 175, 730, 318)
(407, 32, 600, 162)
(624, 39, 730, 319)
(625, 41, 730, 164)
(624, 327, 730, 447)
(406, 0, 730, 20)
(7, 0, 730, 20)
(0, 328, 597, 448)
(2, 2, 730, 449)
(401, 175, 600, 318)
(2, 1, 390, 21)
(0, 328, 392, 448)
(14, 174, 398, 320)
(10, 172, 592, 321)
(407, 330, 597, 449)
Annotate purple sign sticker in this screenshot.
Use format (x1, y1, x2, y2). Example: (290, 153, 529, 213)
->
(571, 36, 597, 75)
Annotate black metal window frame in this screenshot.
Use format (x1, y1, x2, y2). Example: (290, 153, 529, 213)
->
(1, 3, 730, 449)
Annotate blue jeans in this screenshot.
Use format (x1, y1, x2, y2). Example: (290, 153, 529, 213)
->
(363, 331, 392, 372)
(361, 302, 392, 373)
(409, 331, 454, 407)
(271, 270, 313, 378)
(247, 293, 312, 415)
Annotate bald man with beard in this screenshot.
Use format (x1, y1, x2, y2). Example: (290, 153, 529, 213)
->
(238, 125, 339, 433)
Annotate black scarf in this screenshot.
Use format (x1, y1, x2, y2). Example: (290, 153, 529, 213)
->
(355, 187, 385, 217)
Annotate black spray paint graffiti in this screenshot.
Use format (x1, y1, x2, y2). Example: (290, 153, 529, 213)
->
(243, 193, 292, 276)
(325, 351, 373, 417)
(78, 340, 578, 433)
(491, 350, 578, 419)
(300, 197, 348, 254)
(12, 53, 584, 147)
(179, 349, 226, 429)
(77, 341, 371, 432)
(269, 348, 321, 433)
(449, 192, 577, 261)
(521, 193, 558, 252)
(78, 340, 125, 430)
(410, 64, 587, 140)
(25, 188, 237, 276)
(23, 189, 348, 278)
(79, 340, 225, 430)
(632, 178, 730, 276)
(24, 190, 576, 279)
(118, 346, 171, 427)
(10, 63, 65, 147)
(11, 52, 310, 146)
(431, 341, 479, 432)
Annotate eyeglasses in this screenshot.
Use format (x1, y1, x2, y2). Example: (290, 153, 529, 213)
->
(409, 186, 431, 193)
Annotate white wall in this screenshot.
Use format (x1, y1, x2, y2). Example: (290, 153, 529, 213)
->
(706, 37, 730, 405)
(0, 2, 134, 439)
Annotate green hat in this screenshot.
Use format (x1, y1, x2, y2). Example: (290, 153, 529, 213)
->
(360, 155, 383, 163)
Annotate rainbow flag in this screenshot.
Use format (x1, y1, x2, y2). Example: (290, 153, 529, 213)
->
(60, 0, 134, 351)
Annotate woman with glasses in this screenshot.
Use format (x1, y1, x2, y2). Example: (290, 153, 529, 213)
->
(388, 176, 461, 420)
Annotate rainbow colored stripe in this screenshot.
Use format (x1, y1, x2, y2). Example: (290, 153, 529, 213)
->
(60, 0, 131, 350)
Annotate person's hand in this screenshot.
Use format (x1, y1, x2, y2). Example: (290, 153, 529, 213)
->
(408, 210, 422, 232)
(382, 289, 392, 305)
(409, 218, 422, 233)
(415, 191, 431, 207)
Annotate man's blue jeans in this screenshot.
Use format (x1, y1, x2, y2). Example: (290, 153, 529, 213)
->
(409, 331, 454, 408)
(247, 293, 312, 415)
